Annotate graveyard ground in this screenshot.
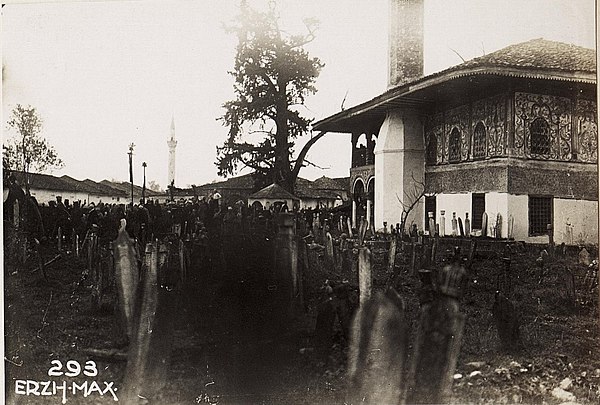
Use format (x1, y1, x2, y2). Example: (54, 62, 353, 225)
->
(4, 239, 600, 404)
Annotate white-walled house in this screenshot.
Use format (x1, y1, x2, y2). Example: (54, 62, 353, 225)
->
(313, 0, 597, 245)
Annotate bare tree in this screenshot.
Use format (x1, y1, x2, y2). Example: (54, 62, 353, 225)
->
(396, 173, 429, 237)
(4, 104, 63, 192)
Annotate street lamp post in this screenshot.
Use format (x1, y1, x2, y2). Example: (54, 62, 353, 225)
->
(142, 162, 147, 204)
(128, 143, 135, 208)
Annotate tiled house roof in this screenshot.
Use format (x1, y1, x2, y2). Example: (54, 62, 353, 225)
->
(100, 180, 163, 197)
(312, 175, 349, 191)
(7, 171, 83, 192)
(249, 183, 299, 200)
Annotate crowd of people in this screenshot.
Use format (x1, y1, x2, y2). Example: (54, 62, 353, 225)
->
(4, 173, 353, 254)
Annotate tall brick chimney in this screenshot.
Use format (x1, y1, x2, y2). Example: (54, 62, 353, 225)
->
(388, 0, 424, 87)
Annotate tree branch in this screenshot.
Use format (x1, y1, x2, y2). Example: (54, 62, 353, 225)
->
(291, 130, 328, 179)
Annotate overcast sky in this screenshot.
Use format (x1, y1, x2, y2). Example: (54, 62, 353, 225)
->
(2, 0, 596, 190)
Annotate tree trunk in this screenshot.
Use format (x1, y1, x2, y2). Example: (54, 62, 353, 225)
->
(274, 77, 293, 192)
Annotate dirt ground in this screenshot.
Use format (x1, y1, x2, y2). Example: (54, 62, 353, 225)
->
(4, 236, 600, 405)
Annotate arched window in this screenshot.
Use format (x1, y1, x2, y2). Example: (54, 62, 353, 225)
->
(426, 134, 437, 165)
(530, 117, 551, 155)
(449, 128, 461, 162)
(473, 122, 487, 159)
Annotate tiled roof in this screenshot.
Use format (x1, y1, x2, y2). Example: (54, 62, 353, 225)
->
(312, 176, 349, 191)
(314, 39, 596, 133)
(194, 173, 255, 192)
(249, 183, 299, 200)
(450, 38, 595, 74)
(7, 171, 80, 192)
(81, 179, 127, 196)
(99, 180, 163, 196)
(193, 174, 349, 200)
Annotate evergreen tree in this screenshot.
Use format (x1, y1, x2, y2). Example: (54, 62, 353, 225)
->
(216, 1, 327, 192)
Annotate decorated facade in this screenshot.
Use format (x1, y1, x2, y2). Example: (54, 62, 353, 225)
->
(313, 0, 597, 245)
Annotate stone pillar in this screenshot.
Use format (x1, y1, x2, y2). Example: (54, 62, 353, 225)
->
(351, 132, 359, 167)
(366, 134, 375, 165)
(352, 200, 357, 229)
(374, 109, 425, 232)
(366, 200, 372, 229)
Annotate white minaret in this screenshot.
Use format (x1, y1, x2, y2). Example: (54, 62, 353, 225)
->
(167, 116, 177, 187)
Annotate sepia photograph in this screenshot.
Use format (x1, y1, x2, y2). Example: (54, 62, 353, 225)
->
(2, 0, 599, 403)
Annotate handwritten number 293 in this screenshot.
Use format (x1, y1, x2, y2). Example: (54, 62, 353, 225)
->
(48, 360, 98, 377)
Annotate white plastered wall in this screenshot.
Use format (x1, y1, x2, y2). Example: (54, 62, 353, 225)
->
(374, 109, 424, 231)
(29, 188, 89, 205)
(554, 198, 598, 245)
(507, 195, 598, 245)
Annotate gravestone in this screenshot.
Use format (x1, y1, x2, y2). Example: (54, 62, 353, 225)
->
(495, 213, 502, 238)
(314, 299, 335, 362)
(467, 240, 477, 270)
(409, 260, 466, 404)
(358, 247, 372, 304)
(326, 232, 334, 263)
(451, 212, 458, 236)
(431, 237, 438, 264)
(492, 291, 520, 352)
(561, 267, 576, 307)
(579, 247, 591, 266)
(57, 227, 62, 251)
(481, 212, 488, 237)
(347, 289, 408, 405)
(122, 240, 177, 403)
(388, 237, 397, 273)
(547, 224, 554, 254)
(428, 211, 436, 237)
(112, 220, 140, 339)
(439, 211, 446, 237)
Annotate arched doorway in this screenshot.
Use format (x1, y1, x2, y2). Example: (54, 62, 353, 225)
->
(367, 177, 375, 228)
(352, 178, 366, 228)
